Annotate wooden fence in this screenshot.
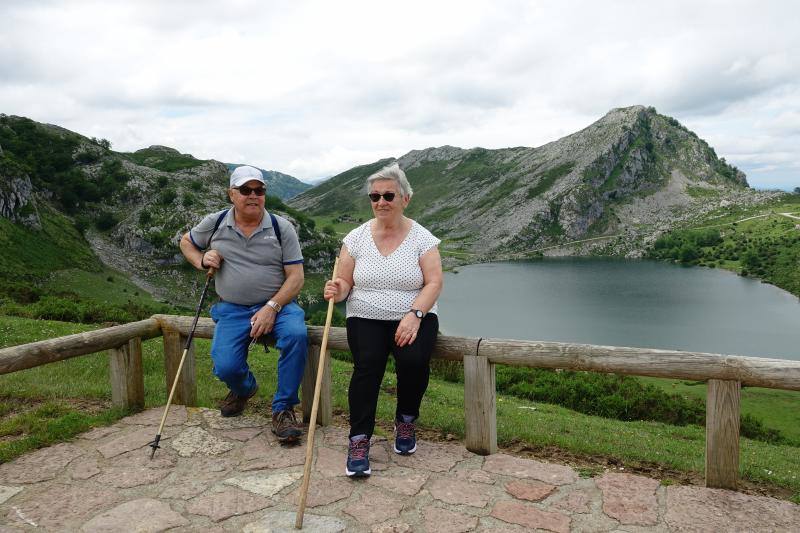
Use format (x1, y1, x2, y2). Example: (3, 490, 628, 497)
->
(1, 313, 799, 491)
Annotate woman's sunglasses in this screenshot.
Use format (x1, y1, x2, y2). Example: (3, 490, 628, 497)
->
(236, 185, 266, 196)
(368, 192, 396, 202)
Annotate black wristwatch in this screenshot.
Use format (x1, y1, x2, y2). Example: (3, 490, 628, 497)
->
(410, 309, 424, 319)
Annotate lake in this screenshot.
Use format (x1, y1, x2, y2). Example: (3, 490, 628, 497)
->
(437, 258, 800, 361)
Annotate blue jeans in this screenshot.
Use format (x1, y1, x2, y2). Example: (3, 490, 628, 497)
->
(210, 300, 308, 412)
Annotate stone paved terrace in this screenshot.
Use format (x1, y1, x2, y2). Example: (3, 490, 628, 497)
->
(0, 406, 797, 532)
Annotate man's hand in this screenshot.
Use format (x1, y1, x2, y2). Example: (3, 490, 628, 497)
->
(250, 305, 277, 338)
(201, 249, 223, 270)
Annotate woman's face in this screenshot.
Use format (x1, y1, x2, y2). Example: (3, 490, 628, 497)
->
(369, 179, 409, 220)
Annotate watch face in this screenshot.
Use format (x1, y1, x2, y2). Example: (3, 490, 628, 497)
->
(414, 310, 423, 318)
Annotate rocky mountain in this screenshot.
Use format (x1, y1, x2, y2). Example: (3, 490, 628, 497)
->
(225, 164, 311, 200)
(0, 114, 336, 305)
(289, 106, 777, 261)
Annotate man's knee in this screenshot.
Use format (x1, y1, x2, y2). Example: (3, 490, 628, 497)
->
(279, 320, 308, 347)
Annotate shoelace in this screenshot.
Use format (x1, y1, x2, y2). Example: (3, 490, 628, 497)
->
(349, 439, 369, 460)
(396, 421, 415, 439)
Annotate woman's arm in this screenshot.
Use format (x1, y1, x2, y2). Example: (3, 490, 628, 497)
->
(323, 244, 355, 303)
(395, 246, 443, 347)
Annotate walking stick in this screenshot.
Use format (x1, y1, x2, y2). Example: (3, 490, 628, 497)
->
(295, 256, 340, 529)
(149, 267, 215, 459)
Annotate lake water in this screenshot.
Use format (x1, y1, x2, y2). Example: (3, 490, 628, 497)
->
(437, 258, 800, 361)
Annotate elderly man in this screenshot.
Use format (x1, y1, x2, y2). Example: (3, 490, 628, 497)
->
(179, 165, 307, 443)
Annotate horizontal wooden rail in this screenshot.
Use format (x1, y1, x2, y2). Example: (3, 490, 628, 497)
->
(3, 313, 799, 492)
(478, 339, 800, 391)
(0, 318, 161, 375)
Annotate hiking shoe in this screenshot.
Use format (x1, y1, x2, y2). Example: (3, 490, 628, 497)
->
(220, 384, 258, 417)
(345, 437, 371, 477)
(393, 418, 417, 455)
(271, 409, 302, 443)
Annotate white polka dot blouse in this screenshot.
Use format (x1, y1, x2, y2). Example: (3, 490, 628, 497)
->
(343, 219, 441, 321)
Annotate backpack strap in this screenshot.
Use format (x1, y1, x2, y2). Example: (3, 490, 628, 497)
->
(269, 212, 282, 246)
(198, 209, 282, 249)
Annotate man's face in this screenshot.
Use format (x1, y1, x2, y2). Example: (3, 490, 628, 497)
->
(229, 179, 266, 218)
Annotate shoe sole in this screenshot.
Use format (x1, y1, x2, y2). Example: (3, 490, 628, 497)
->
(345, 468, 371, 477)
(393, 444, 417, 455)
(273, 431, 301, 444)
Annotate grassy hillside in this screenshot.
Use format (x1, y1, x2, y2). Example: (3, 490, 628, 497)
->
(647, 194, 800, 297)
(0, 314, 798, 502)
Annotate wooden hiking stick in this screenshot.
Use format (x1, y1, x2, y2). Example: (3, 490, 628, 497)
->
(295, 256, 340, 529)
(149, 267, 215, 459)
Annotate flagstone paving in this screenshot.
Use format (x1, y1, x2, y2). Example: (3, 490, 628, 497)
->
(0, 406, 797, 532)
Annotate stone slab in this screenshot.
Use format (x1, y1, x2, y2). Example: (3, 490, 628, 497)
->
(367, 470, 428, 496)
(185, 486, 273, 522)
(343, 490, 404, 525)
(203, 409, 268, 429)
(243, 510, 347, 532)
(422, 506, 479, 533)
(0, 486, 22, 505)
(171, 426, 234, 457)
(96, 426, 162, 458)
(664, 485, 800, 532)
(371, 519, 412, 533)
(5, 483, 121, 530)
(391, 441, 467, 473)
(80, 498, 188, 532)
(69, 458, 101, 480)
(122, 406, 187, 426)
(490, 500, 571, 533)
(552, 489, 592, 514)
(80, 425, 123, 440)
(221, 427, 263, 441)
(224, 472, 302, 497)
(314, 446, 348, 478)
(0, 443, 83, 484)
(95, 465, 172, 488)
(241, 440, 306, 470)
(595, 472, 659, 525)
(429, 477, 491, 507)
(483, 453, 577, 485)
(286, 477, 354, 507)
(422, 507, 478, 533)
(505, 479, 556, 502)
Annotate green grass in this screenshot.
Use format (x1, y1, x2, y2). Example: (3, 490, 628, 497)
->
(639, 377, 800, 445)
(1, 314, 798, 501)
(43, 268, 166, 309)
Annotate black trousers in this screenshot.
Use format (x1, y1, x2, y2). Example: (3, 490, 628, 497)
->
(346, 314, 439, 439)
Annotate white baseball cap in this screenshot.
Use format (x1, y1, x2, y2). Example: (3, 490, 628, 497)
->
(230, 165, 265, 188)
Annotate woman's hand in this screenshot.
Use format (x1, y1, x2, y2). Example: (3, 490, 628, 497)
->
(323, 278, 348, 302)
(395, 312, 421, 347)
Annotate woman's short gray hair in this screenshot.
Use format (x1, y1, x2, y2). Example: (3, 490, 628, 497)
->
(366, 162, 413, 198)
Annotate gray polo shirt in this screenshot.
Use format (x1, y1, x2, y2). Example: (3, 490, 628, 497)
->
(189, 208, 303, 306)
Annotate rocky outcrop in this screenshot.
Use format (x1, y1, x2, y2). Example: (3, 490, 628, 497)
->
(0, 156, 40, 229)
(290, 106, 765, 261)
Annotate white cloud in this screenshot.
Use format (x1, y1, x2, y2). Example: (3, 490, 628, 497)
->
(1, 0, 798, 189)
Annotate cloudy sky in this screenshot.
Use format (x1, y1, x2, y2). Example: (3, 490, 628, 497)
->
(2, 0, 798, 189)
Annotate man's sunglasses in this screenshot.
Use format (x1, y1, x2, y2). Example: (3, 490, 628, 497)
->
(368, 192, 396, 202)
(236, 185, 266, 196)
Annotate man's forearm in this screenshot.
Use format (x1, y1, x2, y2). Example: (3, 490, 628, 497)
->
(269, 274, 304, 307)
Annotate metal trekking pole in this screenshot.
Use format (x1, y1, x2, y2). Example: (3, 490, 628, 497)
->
(149, 267, 215, 459)
(295, 256, 339, 529)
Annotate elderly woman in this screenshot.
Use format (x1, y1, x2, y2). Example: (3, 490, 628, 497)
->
(323, 162, 443, 478)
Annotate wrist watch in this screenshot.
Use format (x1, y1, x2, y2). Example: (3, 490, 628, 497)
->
(266, 300, 282, 313)
(410, 308, 424, 319)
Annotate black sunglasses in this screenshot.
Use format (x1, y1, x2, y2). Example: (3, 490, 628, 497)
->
(368, 192, 396, 202)
(236, 185, 266, 196)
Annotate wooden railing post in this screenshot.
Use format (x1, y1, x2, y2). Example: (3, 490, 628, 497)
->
(109, 337, 144, 409)
(464, 353, 497, 455)
(301, 343, 332, 426)
(706, 378, 740, 489)
(162, 330, 197, 406)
